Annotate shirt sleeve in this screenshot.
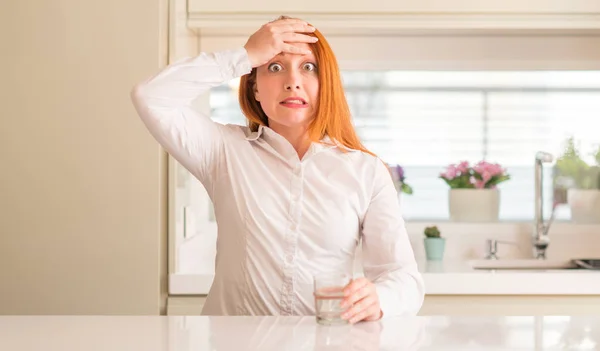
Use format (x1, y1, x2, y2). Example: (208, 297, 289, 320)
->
(360, 157, 425, 318)
(130, 47, 252, 190)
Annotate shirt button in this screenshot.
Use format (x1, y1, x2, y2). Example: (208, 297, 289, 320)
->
(286, 254, 294, 263)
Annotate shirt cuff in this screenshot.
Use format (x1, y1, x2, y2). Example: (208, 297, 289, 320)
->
(375, 283, 397, 319)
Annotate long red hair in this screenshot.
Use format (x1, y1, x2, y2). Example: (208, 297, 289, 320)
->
(238, 21, 374, 156)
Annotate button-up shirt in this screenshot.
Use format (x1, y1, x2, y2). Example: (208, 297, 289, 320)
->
(130, 47, 425, 317)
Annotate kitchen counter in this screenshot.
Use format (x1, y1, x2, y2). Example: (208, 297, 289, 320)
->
(419, 260, 600, 295)
(170, 260, 600, 296)
(2, 315, 599, 350)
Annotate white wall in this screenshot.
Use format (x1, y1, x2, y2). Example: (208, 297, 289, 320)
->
(0, 0, 169, 314)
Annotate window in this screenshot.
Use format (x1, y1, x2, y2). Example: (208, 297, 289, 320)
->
(208, 71, 600, 222)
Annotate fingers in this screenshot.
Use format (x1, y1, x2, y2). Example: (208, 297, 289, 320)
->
(284, 23, 317, 34)
(280, 32, 318, 44)
(341, 295, 378, 324)
(269, 17, 309, 26)
(266, 19, 316, 33)
(342, 277, 369, 298)
(339, 278, 382, 324)
(341, 281, 370, 309)
(349, 304, 382, 325)
(281, 44, 312, 55)
(245, 18, 316, 67)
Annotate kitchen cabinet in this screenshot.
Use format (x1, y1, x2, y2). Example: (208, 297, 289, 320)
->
(168, 296, 206, 315)
(186, 0, 600, 31)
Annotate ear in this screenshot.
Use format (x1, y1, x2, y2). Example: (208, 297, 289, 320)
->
(253, 83, 260, 102)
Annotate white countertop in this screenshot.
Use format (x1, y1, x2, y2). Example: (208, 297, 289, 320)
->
(419, 260, 600, 295)
(2, 315, 599, 350)
(170, 260, 600, 296)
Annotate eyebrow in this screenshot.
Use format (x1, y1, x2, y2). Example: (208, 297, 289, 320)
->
(273, 52, 316, 61)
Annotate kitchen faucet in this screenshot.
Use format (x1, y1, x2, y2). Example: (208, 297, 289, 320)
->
(533, 151, 554, 259)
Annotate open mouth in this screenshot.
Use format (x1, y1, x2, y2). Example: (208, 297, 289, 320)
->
(280, 98, 307, 105)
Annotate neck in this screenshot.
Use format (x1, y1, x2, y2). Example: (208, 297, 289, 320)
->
(268, 122, 311, 159)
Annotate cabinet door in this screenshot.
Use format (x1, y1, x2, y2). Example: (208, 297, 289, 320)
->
(167, 297, 207, 315)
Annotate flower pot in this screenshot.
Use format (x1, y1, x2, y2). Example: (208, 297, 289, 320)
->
(567, 189, 600, 224)
(424, 238, 446, 261)
(448, 188, 500, 222)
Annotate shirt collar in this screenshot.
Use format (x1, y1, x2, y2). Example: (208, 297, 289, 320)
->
(244, 125, 265, 141)
(245, 126, 359, 153)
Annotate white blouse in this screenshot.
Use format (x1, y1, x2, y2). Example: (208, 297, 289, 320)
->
(130, 47, 425, 317)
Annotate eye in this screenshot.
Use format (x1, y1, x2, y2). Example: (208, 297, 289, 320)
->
(268, 63, 283, 72)
(303, 62, 317, 72)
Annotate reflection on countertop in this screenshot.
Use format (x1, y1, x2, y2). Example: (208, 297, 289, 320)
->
(1, 315, 599, 350)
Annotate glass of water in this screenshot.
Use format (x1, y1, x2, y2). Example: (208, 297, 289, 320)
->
(313, 272, 352, 325)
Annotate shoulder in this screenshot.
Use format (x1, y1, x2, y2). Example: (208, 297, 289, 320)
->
(327, 147, 391, 190)
(324, 138, 385, 172)
(219, 123, 255, 139)
(334, 147, 388, 176)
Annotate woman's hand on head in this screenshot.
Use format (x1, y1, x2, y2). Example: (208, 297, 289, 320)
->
(340, 277, 383, 324)
(244, 18, 318, 68)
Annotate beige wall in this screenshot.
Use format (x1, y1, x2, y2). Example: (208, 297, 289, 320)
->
(0, 0, 168, 314)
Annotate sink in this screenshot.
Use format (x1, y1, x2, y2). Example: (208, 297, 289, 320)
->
(469, 259, 578, 270)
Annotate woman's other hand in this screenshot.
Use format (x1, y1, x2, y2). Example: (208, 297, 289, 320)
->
(243, 18, 317, 68)
(340, 277, 383, 324)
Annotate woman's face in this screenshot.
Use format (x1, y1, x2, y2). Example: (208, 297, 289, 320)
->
(254, 43, 319, 131)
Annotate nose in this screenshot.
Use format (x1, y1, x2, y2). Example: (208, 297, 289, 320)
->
(284, 83, 300, 90)
(284, 70, 301, 90)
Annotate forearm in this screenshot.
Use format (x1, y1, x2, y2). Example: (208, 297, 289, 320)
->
(374, 264, 425, 317)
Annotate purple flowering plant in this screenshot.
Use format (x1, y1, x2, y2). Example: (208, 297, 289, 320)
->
(440, 160, 510, 189)
(387, 164, 413, 195)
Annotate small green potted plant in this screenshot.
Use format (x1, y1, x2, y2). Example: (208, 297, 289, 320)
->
(554, 137, 600, 223)
(554, 137, 599, 189)
(424, 226, 445, 261)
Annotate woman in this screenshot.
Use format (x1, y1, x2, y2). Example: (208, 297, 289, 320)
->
(131, 17, 424, 323)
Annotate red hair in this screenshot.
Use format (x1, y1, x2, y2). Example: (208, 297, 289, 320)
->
(238, 21, 374, 156)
